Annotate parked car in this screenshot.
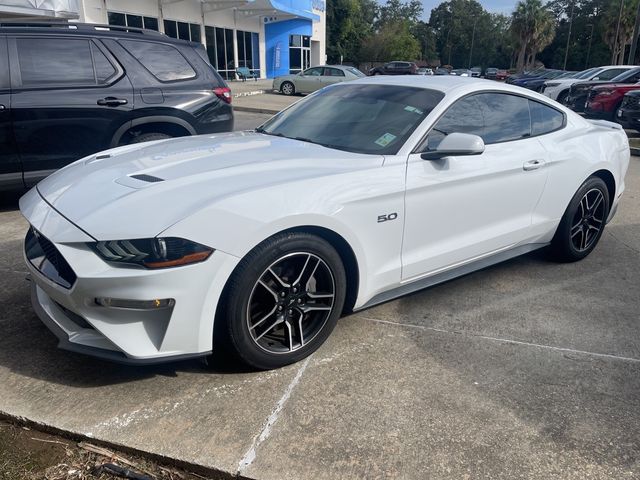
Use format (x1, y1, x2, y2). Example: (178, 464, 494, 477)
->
(470, 67, 482, 77)
(417, 67, 434, 75)
(495, 69, 509, 81)
(616, 90, 640, 131)
(542, 65, 636, 103)
(566, 67, 640, 112)
(21, 76, 628, 368)
(369, 61, 417, 75)
(585, 82, 640, 120)
(273, 65, 364, 95)
(485, 67, 498, 80)
(505, 67, 546, 84)
(511, 70, 564, 89)
(0, 21, 233, 192)
(434, 67, 450, 75)
(451, 69, 472, 77)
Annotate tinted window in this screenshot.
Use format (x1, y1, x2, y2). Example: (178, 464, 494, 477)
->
(120, 40, 195, 81)
(325, 68, 345, 77)
(163, 20, 177, 38)
(16, 38, 95, 86)
(260, 84, 444, 155)
(529, 100, 564, 136)
(426, 93, 531, 149)
(598, 68, 627, 81)
(426, 96, 484, 150)
(91, 43, 117, 83)
(190, 24, 201, 42)
(475, 93, 530, 143)
(177, 21, 190, 41)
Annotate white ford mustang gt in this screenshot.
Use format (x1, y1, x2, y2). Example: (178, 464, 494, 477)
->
(20, 76, 629, 369)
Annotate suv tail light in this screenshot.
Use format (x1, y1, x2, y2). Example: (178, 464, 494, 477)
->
(214, 87, 232, 104)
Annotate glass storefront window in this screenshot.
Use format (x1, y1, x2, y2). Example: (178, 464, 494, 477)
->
(108, 12, 158, 31)
(205, 25, 236, 80)
(164, 20, 201, 42)
(237, 30, 260, 75)
(289, 35, 310, 74)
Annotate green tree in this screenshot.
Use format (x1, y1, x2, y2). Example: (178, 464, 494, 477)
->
(360, 21, 422, 61)
(326, 0, 377, 64)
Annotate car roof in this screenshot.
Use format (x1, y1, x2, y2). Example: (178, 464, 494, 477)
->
(0, 21, 198, 46)
(352, 75, 555, 99)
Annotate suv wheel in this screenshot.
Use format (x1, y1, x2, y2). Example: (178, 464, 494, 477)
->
(130, 132, 172, 144)
(215, 232, 346, 370)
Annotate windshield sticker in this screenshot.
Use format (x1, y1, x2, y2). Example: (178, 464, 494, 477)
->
(404, 106, 424, 115)
(375, 133, 397, 147)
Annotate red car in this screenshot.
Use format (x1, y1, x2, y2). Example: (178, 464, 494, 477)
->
(496, 69, 508, 81)
(585, 83, 640, 121)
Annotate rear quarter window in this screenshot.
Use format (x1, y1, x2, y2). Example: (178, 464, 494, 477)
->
(529, 100, 565, 136)
(120, 40, 196, 82)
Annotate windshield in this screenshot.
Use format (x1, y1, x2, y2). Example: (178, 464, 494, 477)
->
(258, 84, 444, 155)
(575, 67, 602, 79)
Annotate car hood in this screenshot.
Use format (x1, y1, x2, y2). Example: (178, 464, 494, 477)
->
(36, 131, 383, 241)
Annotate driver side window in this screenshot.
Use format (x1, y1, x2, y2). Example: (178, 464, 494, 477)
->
(424, 96, 483, 150)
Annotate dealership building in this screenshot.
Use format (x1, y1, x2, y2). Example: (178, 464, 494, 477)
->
(0, 0, 326, 79)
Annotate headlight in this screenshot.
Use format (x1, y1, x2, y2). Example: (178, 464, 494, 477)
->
(89, 237, 213, 269)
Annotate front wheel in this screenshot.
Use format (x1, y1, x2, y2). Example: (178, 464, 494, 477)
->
(216, 232, 346, 370)
(551, 176, 609, 262)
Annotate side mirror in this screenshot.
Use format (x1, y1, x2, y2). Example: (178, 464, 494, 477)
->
(421, 133, 485, 160)
(592, 77, 599, 81)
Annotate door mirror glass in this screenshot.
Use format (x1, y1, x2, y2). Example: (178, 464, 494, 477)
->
(421, 133, 485, 160)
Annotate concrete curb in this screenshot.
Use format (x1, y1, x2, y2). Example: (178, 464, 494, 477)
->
(233, 105, 280, 114)
(0, 411, 236, 480)
(232, 90, 267, 98)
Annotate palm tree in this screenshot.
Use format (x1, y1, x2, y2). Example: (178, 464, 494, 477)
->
(602, 0, 640, 64)
(511, 0, 556, 71)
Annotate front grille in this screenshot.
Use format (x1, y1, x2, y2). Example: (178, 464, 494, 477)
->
(622, 95, 640, 109)
(25, 227, 77, 289)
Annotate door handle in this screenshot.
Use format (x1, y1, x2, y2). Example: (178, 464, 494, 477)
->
(523, 159, 544, 171)
(97, 97, 128, 106)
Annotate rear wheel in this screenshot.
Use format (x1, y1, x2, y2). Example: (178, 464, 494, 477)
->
(281, 81, 295, 96)
(215, 232, 346, 370)
(551, 176, 609, 262)
(557, 90, 569, 105)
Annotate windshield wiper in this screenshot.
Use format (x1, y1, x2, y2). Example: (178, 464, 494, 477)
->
(255, 127, 285, 137)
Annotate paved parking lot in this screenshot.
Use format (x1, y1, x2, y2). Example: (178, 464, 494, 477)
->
(0, 113, 639, 479)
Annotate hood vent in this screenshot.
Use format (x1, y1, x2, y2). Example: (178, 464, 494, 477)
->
(130, 174, 164, 183)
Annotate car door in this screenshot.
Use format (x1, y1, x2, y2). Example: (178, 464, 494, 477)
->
(296, 67, 324, 93)
(401, 92, 549, 280)
(8, 35, 134, 186)
(0, 36, 22, 190)
(321, 67, 346, 88)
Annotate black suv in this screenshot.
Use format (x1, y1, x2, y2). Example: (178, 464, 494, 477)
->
(368, 61, 417, 76)
(0, 22, 233, 191)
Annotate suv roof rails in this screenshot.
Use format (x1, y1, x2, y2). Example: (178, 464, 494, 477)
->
(0, 21, 165, 36)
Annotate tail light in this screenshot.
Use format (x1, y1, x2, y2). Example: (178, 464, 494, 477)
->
(214, 87, 232, 104)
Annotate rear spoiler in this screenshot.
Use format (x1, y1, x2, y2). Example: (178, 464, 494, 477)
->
(587, 119, 624, 130)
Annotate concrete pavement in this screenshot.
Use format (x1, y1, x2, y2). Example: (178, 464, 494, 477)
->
(1, 116, 639, 478)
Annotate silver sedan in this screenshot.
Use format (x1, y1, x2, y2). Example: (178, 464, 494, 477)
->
(273, 65, 365, 95)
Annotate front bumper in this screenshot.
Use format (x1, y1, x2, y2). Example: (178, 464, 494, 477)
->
(20, 188, 240, 364)
(615, 108, 640, 129)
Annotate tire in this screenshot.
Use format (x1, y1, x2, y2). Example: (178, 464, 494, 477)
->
(129, 132, 172, 144)
(550, 176, 610, 262)
(281, 81, 295, 96)
(557, 90, 569, 105)
(215, 232, 347, 370)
